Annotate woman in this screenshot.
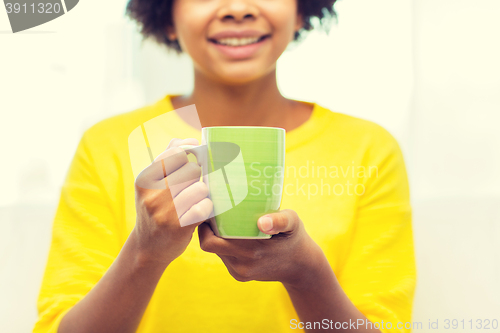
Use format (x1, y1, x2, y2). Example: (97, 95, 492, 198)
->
(34, 0, 416, 332)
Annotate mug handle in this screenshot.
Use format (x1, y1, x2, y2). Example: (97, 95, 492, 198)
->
(179, 144, 206, 165)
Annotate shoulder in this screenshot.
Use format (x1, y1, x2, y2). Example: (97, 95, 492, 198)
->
(86, 99, 170, 141)
(80, 97, 173, 153)
(316, 104, 402, 157)
(321, 105, 397, 143)
(316, 106, 410, 202)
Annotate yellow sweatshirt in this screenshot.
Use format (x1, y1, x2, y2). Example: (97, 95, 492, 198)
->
(34, 95, 416, 333)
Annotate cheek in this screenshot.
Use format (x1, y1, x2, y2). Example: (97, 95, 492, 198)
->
(268, 24, 296, 61)
(266, 6, 300, 49)
(172, 6, 211, 54)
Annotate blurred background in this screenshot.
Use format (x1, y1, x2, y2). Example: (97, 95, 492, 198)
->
(1, 0, 499, 331)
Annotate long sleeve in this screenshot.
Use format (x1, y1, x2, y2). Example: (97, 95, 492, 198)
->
(33, 131, 123, 333)
(336, 127, 417, 332)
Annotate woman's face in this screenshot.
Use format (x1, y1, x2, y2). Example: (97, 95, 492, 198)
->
(170, 0, 302, 85)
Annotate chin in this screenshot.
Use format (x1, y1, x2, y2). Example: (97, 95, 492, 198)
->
(215, 63, 275, 85)
(220, 73, 265, 85)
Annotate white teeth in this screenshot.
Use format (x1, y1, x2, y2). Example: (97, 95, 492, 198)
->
(216, 37, 261, 46)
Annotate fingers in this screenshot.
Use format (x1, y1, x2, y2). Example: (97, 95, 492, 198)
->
(257, 209, 300, 235)
(153, 138, 199, 164)
(152, 146, 186, 168)
(135, 138, 199, 190)
(173, 181, 209, 217)
(198, 223, 233, 255)
(166, 162, 202, 197)
(179, 198, 213, 227)
(198, 223, 263, 256)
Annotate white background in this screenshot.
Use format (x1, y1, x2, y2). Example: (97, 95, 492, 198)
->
(1, 0, 500, 331)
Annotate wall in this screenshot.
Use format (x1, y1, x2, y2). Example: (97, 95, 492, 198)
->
(410, 0, 500, 328)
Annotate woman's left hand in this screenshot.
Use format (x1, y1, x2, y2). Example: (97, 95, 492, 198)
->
(198, 209, 325, 288)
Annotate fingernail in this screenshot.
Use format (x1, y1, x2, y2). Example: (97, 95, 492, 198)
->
(259, 216, 273, 232)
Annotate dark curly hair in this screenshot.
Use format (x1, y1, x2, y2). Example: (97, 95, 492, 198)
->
(126, 0, 338, 53)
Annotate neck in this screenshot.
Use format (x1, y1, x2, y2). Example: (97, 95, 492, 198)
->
(173, 68, 295, 128)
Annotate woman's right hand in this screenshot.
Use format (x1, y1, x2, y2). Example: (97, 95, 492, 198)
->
(133, 138, 213, 268)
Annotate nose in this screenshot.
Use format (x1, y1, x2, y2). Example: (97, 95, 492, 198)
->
(217, 0, 259, 23)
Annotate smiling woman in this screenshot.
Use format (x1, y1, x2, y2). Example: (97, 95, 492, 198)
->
(33, 1, 415, 333)
(126, 0, 336, 84)
(126, 0, 336, 53)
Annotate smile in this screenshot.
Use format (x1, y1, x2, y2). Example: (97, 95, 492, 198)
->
(210, 35, 270, 47)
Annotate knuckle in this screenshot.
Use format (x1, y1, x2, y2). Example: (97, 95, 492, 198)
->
(274, 210, 296, 230)
(287, 209, 299, 220)
(170, 146, 184, 156)
(187, 162, 202, 177)
(142, 190, 172, 215)
(190, 204, 205, 221)
(186, 161, 200, 170)
(151, 211, 166, 224)
(195, 182, 209, 197)
(168, 138, 182, 147)
(142, 193, 156, 210)
(200, 239, 214, 253)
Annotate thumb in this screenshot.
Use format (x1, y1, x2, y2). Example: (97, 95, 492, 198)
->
(257, 209, 300, 235)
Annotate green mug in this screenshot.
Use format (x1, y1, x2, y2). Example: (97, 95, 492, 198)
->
(182, 126, 285, 239)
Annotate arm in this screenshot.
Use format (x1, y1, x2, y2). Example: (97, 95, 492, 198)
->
(284, 129, 415, 333)
(286, 134, 415, 332)
(34, 136, 212, 333)
(197, 127, 415, 333)
(283, 247, 382, 333)
(57, 138, 212, 333)
(197, 212, 381, 333)
(335, 130, 416, 333)
(58, 230, 167, 333)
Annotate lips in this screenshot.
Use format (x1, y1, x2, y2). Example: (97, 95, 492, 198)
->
(208, 30, 271, 46)
(209, 36, 270, 59)
(212, 35, 268, 47)
(208, 30, 271, 59)
(209, 30, 270, 40)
